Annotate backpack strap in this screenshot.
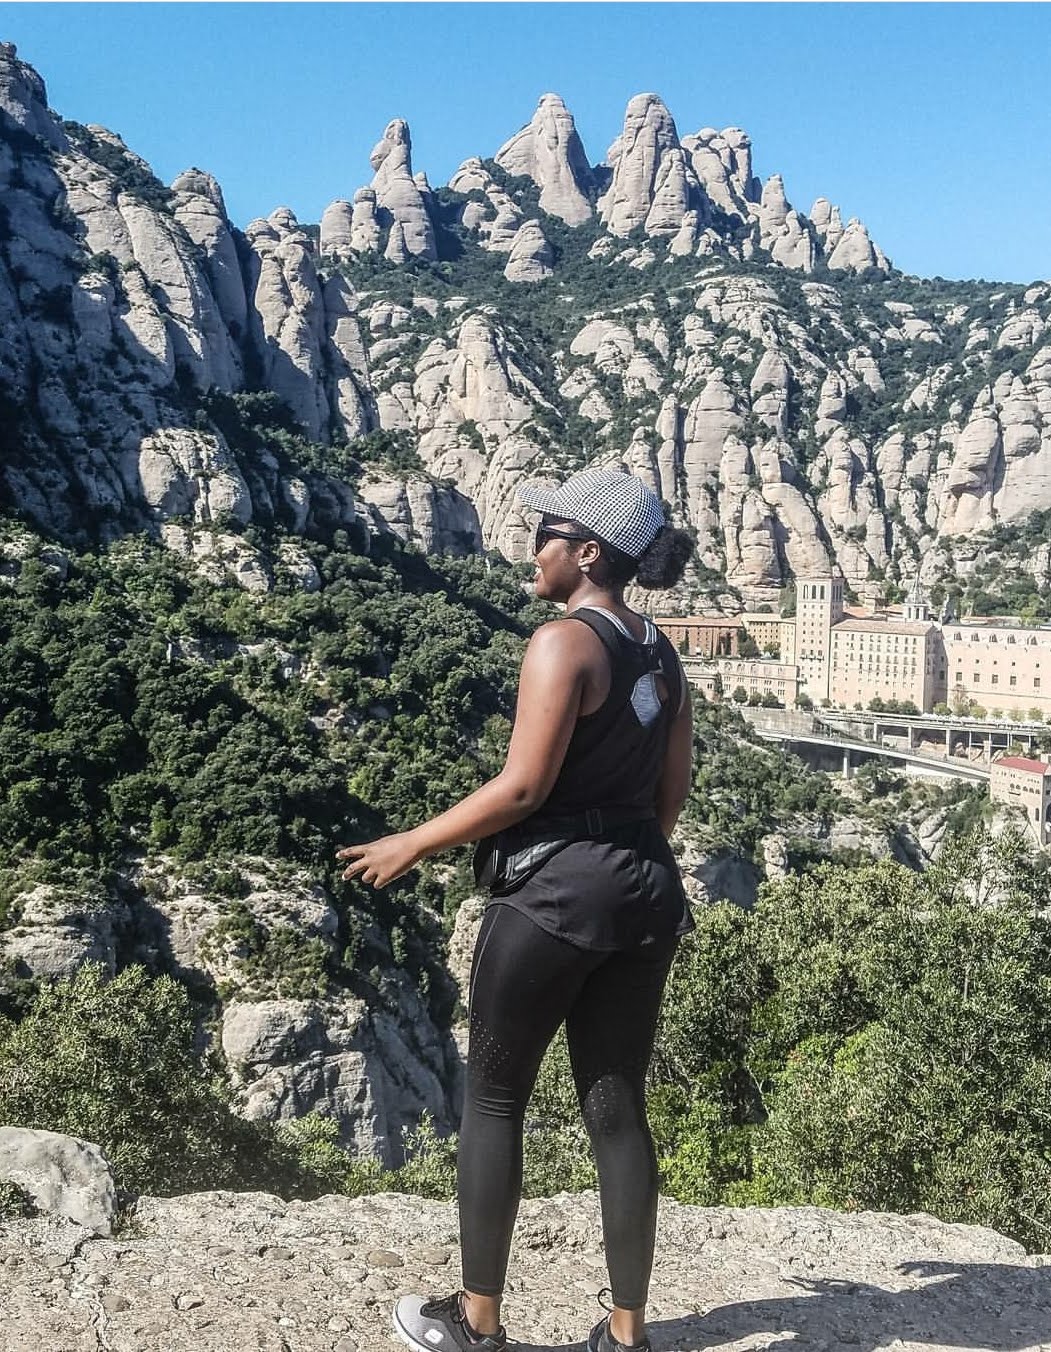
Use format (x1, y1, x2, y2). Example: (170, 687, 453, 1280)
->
(654, 629, 686, 714)
(564, 609, 646, 715)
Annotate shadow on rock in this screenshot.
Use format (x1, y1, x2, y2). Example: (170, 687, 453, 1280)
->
(510, 1260, 1051, 1352)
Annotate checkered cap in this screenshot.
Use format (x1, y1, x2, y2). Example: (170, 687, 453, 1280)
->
(517, 468, 666, 559)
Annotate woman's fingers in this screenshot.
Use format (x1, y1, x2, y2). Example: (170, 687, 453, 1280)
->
(337, 833, 418, 889)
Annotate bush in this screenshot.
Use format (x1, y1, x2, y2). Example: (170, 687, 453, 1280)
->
(0, 1178, 36, 1220)
(0, 964, 275, 1196)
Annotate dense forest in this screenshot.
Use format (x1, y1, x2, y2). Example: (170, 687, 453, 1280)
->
(2, 516, 1049, 1251)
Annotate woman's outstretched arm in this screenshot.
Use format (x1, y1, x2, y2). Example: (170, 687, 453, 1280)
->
(337, 620, 594, 888)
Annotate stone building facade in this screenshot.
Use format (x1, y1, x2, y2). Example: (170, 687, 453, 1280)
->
(942, 621, 1051, 716)
(683, 656, 799, 706)
(657, 574, 1051, 716)
(990, 755, 1051, 845)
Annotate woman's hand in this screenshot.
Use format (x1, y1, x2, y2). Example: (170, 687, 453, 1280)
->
(336, 831, 422, 888)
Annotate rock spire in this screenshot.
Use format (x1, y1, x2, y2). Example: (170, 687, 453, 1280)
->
(494, 93, 594, 225)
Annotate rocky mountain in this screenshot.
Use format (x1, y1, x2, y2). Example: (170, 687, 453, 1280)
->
(1, 41, 1049, 608)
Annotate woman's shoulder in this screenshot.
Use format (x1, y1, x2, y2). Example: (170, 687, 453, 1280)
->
(526, 616, 608, 662)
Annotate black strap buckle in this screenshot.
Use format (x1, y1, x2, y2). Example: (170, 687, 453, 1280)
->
(585, 807, 603, 835)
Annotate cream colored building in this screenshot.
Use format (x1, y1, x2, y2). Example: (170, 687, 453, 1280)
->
(943, 621, 1051, 716)
(830, 618, 943, 710)
(795, 575, 845, 703)
(990, 755, 1051, 845)
(739, 611, 797, 663)
(663, 575, 1051, 719)
(683, 656, 799, 706)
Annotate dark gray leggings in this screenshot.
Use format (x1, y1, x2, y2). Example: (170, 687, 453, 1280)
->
(458, 903, 678, 1310)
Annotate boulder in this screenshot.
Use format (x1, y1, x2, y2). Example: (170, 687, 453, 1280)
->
(0, 883, 125, 980)
(828, 217, 887, 273)
(318, 198, 355, 258)
(350, 186, 381, 252)
(357, 472, 483, 553)
(503, 220, 554, 282)
(137, 428, 252, 527)
(810, 196, 844, 252)
(0, 1127, 116, 1234)
(220, 989, 458, 1165)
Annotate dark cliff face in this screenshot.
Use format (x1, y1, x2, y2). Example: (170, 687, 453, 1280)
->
(0, 41, 1048, 609)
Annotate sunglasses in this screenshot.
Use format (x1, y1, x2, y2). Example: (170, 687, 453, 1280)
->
(534, 524, 592, 554)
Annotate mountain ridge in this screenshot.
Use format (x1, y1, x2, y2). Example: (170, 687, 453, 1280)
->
(1, 41, 1049, 613)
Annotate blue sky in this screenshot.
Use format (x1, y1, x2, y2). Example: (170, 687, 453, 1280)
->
(2, 3, 1047, 284)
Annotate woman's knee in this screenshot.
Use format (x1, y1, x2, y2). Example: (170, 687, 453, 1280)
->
(578, 1074, 648, 1143)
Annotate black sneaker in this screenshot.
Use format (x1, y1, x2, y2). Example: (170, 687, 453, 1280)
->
(587, 1313, 652, 1352)
(392, 1292, 507, 1352)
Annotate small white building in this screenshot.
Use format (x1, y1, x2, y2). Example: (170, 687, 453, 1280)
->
(990, 754, 1051, 845)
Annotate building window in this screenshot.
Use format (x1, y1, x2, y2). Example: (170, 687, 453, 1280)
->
(1010, 675, 1017, 686)
(1036, 678, 1042, 690)
(991, 675, 999, 685)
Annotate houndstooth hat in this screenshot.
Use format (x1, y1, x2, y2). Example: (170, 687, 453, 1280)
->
(517, 468, 666, 559)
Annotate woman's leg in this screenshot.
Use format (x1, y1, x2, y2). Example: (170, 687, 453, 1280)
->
(565, 936, 678, 1346)
(459, 904, 600, 1330)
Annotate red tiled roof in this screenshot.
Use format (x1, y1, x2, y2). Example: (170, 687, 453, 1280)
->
(995, 756, 1049, 775)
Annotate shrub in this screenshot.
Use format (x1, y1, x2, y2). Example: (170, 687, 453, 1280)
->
(0, 964, 273, 1196)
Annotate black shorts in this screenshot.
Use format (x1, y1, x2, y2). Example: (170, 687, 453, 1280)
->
(488, 818, 693, 951)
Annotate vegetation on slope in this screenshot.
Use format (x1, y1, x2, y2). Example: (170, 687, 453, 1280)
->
(0, 518, 1042, 1245)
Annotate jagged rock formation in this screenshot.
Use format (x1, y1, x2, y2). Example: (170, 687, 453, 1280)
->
(494, 92, 593, 225)
(367, 118, 437, 261)
(599, 93, 688, 236)
(1, 42, 1048, 606)
(3, 1188, 1049, 1351)
(0, 1127, 116, 1235)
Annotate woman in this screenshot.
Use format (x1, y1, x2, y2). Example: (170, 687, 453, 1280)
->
(337, 467, 695, 1352)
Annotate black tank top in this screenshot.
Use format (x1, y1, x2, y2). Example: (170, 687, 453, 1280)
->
(539, 607, 683, 820)
(487, 607, 692, 951)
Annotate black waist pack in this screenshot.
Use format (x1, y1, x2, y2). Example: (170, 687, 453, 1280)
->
(472, 808, 651, 897)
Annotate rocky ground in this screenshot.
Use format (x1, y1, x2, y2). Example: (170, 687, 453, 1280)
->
(2, 1191, 1050, 1352)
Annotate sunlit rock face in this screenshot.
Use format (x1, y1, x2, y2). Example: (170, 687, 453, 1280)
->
(4, 43, 1049, 607)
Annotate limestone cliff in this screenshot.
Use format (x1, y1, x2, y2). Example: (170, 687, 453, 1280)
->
(1, 42, 1048, 606)
(0, 856, 461, 1165)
